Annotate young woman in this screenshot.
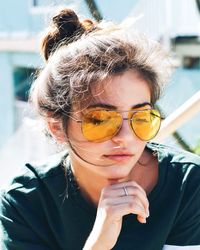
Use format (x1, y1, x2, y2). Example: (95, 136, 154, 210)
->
(1, 8, 200, 250)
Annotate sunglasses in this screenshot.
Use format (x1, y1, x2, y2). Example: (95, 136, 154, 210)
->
(70, 108, 162, 142)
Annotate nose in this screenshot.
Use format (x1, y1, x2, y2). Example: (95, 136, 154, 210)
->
(111, 117, 137, 146)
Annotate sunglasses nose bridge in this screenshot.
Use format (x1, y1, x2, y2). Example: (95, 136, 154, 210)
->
(111, 113, 136, 142)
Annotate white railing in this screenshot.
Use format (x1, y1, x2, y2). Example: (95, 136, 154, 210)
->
(154, 91, 200, 142)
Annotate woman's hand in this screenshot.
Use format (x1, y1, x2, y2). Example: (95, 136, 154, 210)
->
(83, 181, 149, 250)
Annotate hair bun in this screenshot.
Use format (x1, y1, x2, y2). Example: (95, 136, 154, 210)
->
(41, 8, 87, 61)
(52, 9, 83, 38)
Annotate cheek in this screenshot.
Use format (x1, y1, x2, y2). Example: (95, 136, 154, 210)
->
(67, 119, 106, 154)
(140, 142, 147, 152)
(67, 119, 84, 140)
(132, 140, 147, 156)
(67, 120, 106, 151)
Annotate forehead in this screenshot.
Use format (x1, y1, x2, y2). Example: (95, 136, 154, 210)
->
(90, 70, 151, 109)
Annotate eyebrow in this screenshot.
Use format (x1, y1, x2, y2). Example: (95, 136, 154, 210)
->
(87, 102, 152, 110)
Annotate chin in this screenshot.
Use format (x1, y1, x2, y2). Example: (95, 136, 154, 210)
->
(99, 164, 133, 182)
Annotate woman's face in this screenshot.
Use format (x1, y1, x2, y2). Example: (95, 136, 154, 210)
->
(67, 70, 151, 181)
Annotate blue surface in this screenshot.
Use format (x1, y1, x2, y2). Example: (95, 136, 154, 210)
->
(95, 0, 138, 21)
(158, 68, 200, 148)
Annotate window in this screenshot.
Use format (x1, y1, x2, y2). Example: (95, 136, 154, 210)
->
(183, 56, 200, 69)
(14, 67, 36, 102)
(32, 0, 38, 7)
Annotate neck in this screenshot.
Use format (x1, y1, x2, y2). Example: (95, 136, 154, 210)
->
(71, 161, 109, 206)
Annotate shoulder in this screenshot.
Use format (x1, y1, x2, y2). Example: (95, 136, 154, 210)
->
(148, 142, 200, 169)
(0, 151, 70, 249)
(0, 150, 69, 208)
(148, 142, 200, 191)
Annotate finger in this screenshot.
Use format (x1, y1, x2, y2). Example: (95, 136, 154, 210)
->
(110, 186, 148, 207)
(101, 185, 149, 216)
(110, 180, 147, 196)
(124, 186, 149, 215)
(137, 215, 147, 224)
(102, 195, 148, 218)
(103, 181, 147, 200)
(106, 202, 148, 224)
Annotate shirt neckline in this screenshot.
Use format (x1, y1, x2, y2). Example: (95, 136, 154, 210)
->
(146, 142, 168, 202)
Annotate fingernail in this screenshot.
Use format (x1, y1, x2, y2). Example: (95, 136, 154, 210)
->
(141, 218, 146, 223)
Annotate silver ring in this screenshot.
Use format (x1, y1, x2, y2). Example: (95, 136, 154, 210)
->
(123, 186, 128, 196)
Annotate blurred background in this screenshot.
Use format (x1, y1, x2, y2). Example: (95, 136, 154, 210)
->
(1, 0, 200, 187)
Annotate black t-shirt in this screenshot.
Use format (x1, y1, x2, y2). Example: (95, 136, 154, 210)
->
(1, 143, 200, 250)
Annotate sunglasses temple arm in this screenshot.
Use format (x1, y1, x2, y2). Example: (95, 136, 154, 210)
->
(65, 114, 82, 123)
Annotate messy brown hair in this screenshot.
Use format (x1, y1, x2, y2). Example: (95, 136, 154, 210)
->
(29, 8, 172, 134)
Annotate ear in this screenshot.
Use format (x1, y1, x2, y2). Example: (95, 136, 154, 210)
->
(47, 119, 67, 143)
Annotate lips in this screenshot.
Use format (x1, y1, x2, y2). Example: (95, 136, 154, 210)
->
(103, 151, 134, 162)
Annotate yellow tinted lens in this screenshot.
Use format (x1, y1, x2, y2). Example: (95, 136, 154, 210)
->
(131, 109, 161, 141)
(82, 110, 122, 142)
